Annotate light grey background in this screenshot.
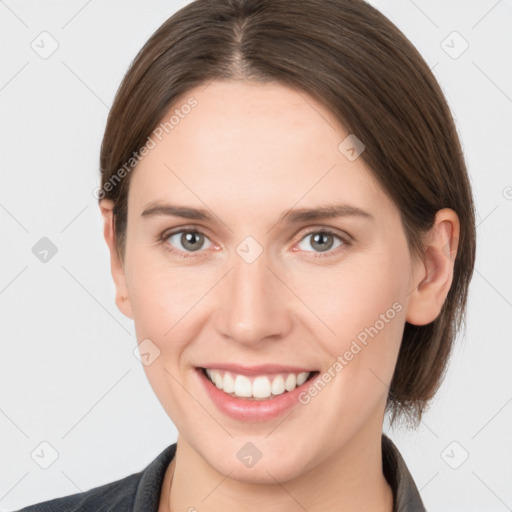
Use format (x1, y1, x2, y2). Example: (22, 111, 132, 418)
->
(0, 1, 511, 511)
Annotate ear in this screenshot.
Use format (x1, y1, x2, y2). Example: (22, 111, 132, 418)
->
(405, 208, 460, 326)
(99, 199, 134, 319)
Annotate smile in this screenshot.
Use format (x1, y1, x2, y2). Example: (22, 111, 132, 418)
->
(203, 368, 313, 399)
(196, 363, 321, 421)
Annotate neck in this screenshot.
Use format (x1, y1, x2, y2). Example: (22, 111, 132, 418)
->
(159, 426, 394, 512)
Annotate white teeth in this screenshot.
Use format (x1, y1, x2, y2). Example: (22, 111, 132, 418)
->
(284, 373, 297, 391)
(222, 371, 235, 393)
(213, 371, 223, 389)
(204, 369, 311, 399)
(252, 376, 272, 398)
(271, 374, 285, 395)
(234, 375, 252, 397)
(296, 371, 308, 386)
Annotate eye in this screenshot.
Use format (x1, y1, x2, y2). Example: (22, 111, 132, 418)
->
(296, 229, 350, 256)
(158, 226, 351, 259)
(160, 228, 213, 257)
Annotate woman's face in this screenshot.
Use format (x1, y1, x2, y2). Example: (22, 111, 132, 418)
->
(110, 80, 425, 482)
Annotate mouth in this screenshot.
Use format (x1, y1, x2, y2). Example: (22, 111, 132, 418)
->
(199, 367, 319, 401)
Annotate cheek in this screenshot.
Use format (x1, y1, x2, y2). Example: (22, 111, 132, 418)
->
(126, 248, 204, 332)
(287, 257, 409, 448)
(125, 253, 201, 425)
(290, 249, 409, 343)
(294, 247, 410, 401)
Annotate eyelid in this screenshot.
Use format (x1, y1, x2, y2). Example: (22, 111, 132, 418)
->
(160, 224, 212, 239)
(293, 225, 353, 245)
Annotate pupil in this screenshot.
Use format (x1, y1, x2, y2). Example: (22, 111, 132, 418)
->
(183, 232, 202, 251)
(312, 233, 332, 252)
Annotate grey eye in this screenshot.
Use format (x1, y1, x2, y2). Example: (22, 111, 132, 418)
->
(297, 232, 344, 253)
(167, 231, 212, 252)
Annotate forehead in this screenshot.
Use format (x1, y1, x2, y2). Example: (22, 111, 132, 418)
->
(127, 80, 395, 223)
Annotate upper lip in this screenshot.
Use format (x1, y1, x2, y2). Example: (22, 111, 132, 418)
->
(198, 363, 316, 376)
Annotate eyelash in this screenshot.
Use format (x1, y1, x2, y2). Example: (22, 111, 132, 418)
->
(157, 226, 352, 260)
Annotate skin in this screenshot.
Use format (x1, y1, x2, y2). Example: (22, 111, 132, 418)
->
(100, 80, 459, 512)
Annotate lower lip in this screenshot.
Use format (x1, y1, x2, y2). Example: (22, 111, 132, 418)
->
(196, 368, 318, 422)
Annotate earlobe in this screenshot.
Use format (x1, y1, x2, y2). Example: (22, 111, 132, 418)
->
(405, 208, 460, 326)
(99, 199, 134, 320)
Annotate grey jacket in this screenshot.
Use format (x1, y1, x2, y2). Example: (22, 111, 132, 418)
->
(15, 434, 426, 511)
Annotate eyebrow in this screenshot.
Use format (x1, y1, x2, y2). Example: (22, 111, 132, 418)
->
(141, 201, 374, 224)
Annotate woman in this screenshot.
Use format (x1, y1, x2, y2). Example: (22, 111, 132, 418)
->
(17, 0, 476, 510)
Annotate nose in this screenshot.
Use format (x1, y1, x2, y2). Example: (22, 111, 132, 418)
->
(216, 248, 292, 347)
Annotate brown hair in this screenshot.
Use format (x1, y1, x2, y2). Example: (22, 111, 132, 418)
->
(99, 0, 476, 428)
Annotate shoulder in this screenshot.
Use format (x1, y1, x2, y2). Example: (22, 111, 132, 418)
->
(381, 434, 426, 512)
(14, 443, 177, 512)
(14, 472, 140, 512)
